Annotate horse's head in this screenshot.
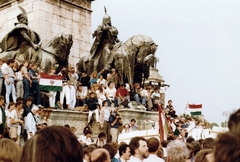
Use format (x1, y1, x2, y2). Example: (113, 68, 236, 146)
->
(48, 33, 73, 61)
(135, 37, 158, 64)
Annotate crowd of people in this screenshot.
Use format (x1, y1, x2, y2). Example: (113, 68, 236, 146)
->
(0, 107, 239, 162)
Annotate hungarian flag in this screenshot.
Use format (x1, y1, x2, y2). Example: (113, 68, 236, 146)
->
(189, 104, 202, 116)
(39, 73, 62, 91)
(158, 106, 169, 141)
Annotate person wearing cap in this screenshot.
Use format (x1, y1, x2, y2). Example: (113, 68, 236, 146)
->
(0, 7, 41, 64)
(25, 105, 39, 139)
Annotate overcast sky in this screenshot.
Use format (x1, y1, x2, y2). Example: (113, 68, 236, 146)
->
(91, 0, 240, 125)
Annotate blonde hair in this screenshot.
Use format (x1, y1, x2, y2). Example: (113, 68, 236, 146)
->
(0, 138, 22, 162)
(91, 71, 98, 78)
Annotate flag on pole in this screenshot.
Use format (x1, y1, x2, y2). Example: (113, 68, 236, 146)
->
(39, 73, 62, 91)
(158, 106, 169, 141)
(189, 104, 202, 116)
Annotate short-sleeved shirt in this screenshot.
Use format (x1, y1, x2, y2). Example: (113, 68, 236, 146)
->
(10, 109, 20, 127)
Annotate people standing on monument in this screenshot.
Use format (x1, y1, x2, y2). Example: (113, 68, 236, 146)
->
(21, 60, 32, 103)
(59, 68, 71, 109)
(48, 67, 58, 108)
(3, 59, 17, 105)
(0, 8, 41, 64)
(79, 70, 90, 92)
(29, 62, 41, 106)
(68, 68, 77, 110)
(15, 63, 24, 98)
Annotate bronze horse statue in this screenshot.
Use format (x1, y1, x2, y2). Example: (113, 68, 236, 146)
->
(78, 34, 158, 85)
(0, 33, 73, 73)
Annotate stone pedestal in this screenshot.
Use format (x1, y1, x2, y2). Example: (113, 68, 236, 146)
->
(0, 0, 92, 66)
(42, 108, 159, 138)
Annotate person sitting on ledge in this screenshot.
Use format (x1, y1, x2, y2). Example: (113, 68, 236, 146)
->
(116, 83, 130, 108)
(130, 83, 146, 108)
(85, 92, 99, 125)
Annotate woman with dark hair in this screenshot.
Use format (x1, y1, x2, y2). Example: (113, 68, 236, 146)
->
(20, 126, 83, 162)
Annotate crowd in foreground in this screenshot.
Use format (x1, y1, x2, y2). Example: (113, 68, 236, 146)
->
(0, 107, 239, 162)
(0, 106, 240, 162)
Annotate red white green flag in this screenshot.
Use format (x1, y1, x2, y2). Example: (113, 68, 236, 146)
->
(189, 104, 202, 116)
(39, 73, 62, 91)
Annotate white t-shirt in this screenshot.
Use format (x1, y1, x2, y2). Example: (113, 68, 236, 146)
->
(10, 109, 20, 127)
(105, 87, 116, 99)
(78, 135, 92, 145)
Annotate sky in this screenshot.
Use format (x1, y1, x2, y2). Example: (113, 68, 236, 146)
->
(91, 0, 240, 125)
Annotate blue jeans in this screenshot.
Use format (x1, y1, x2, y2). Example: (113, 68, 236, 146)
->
(134, 94, 146, 105)
(23, 77, 30, 101)
(107, 98, 117, 107)
(31, 79, 41, 105)
(5, 77, 16, 104)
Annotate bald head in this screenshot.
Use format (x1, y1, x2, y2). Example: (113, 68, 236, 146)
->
(90, 148, 111, 162)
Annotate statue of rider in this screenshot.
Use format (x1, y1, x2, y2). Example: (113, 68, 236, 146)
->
(0, 7, 41, 64)
(89, 6, 120, 71)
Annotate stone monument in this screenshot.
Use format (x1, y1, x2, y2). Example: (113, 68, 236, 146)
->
(0, 0, 93, 66)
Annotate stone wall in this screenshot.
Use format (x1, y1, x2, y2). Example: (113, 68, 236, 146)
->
(43, 109, 159, 137)
(0, 0, 92, 66)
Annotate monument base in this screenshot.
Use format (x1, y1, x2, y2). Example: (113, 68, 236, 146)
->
(42, 107, 159, 138)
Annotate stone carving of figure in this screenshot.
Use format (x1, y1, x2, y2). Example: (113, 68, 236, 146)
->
(89, 6, 120, 71)
(0, 7, 41, 64)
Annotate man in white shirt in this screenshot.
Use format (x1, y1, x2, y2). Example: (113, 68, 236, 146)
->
(129, 137, 149, 162)
(118, 143, 131, 162)
(143, 137, 164, 162)
(105, 81, 117, 107)
(25, 105, 39, 139)
(78, 129, 93, 147)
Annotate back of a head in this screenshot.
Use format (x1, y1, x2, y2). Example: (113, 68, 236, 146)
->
(190, 141, 201, 156)
(103, 143, 116, 159)
(228, 108, 240, 134)
(194, 149, 214, 162)
(0, 138, 22, 162)
(166, 140, 189, 162)
(20, 126, 83, 162)
(147, 137, 160, 153)
(214, 131, 240, 162)
(186, 136, 195, 144)
(202, 138, 215, 149)
(90, 148, 109, 162)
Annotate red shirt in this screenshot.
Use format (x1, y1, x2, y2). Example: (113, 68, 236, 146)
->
(116, 88, 129, 97)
